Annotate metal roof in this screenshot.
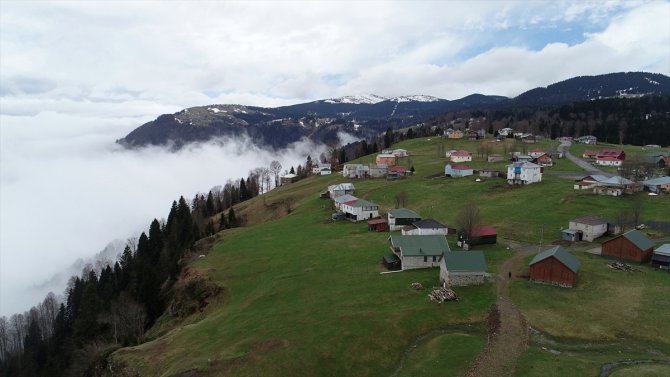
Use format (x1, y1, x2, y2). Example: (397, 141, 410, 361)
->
(621, 230, 655, 251)
(334, 194, 358, 204)
(329, 183, 355, 191)
(471, 226, 497, 237)
(390, 235, 450, 256)
(529, 246, 580, 273)
(642, 176, 670, 186)
(389, 208, 422, 219)
(442, 251, 487, 272)
(350, 199, 378, 208)
(571, 215, 608, 226)
(655, 244, 670, 256)
(412, 219, 447, 229)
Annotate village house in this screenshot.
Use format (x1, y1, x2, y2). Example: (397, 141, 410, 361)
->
(439, 251, 488, 286)
(445, 149, 457, 158)
(582, 150, 599, 159)
(444, 163, 474, 178)
(280, 173, 298, 186)
(367, 218, 388, 232)
(328, 183, 355, 198)
(376, 153, 397, 166)
(642, 176, 670, 193)
(388, 208, 422, 231)
(342, 164, 369, 178)
(529, 246, 580, 288)
(591, 176, 641, 196)
(575, 135, 598, 145)
(563, 215, 608, 242)
(389, 166, 410, 177)
(601, 229, 655, 263)
(507, 161, 543, 185)
(389, 234, 450, 270)
(528, 149, 545, 159)
(457, 226, 497, 249)
(317, 163, 332, 175)
(333, 194, 358, 210)
(498, 127, 514, 137)
(448, 130, 464, 139)
(368, 163, 389, 178)
(512, 153, 534, 163)
(479, 169, 501, 178)
(521, 134, 537, 144)
(467, 131, 479, 141)
(450, 150, 472, 163)
(651, 244, 670, 270)
(487, 154, 504, 162)
(535, 154, 554, 167)
(340, 198, 380, 222)
(401, 219, 448, 236)
(596, 156, 623, 167)
(392, 149, 409, 158)
(573, 174, 609, 190)
(597, 149, 626, 160)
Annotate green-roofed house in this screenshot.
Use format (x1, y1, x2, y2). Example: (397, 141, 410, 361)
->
(439, 251, 488, 286)
(601, 229, 655, 262)
(529, 246, 581, 288)
(388, 208, 422, 231)
(389, 235, 450, 269)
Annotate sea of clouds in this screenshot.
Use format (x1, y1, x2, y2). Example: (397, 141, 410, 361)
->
(0, 111, 329, 316)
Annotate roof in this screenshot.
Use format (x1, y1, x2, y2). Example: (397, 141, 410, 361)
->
(383, 253, 401, 264)
(597, 149, 624, 157)
(447, 163, 472, 170)
(642, 176, 670, 186)
(377, 153, 396, 158)
(368, 218, 388, 225)
(471, 226, 497, 237)
(451, 150, 472, 156)
(620, 230, 655, 251)
(601, 176, 634, 186)
(508, 162, 541, 169)
(582, 174, 609, 182)
(537, 154, 552, 160)
(350, 199, 378, 208)
(390, 166, 407, 173)
(329, 183, 355, 191)
(412, 219, 447, 229)
(334, 194, 358, 204)
(529, 246, 580, 273)
(281, 173, 297, 178)
(443, 251, 487, 272)
(654, 244, 670, 256)
(530, 149, 545, 153)
(571, 215, 608, 226)
(390, 235, 450, 256)
(389, 208, 422, 219)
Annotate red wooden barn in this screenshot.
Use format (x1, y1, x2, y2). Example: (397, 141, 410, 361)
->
(601, 230, 654, 262)
(529, 246, 581, 288)
(367, 218, 388, 232)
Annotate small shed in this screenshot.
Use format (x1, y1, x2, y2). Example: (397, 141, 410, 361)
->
(479, 169, 501, 178)
(439, 251, 488, 286)
(383, 253, 401, 270)
(529, 246, 580, 288)
(651, 244, 670, 270)
(601, 229, 655, 262)
(280, 174, 298, 185)
(561, 229, 582, 242)
(458, 226, 497, 248)
(368, 218, 389, 232)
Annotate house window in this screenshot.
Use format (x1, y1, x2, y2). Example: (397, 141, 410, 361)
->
(432, 256, 437, 262)
(424, 256, 428, 262)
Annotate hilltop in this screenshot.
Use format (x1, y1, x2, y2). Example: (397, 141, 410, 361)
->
(111, 135, 670, 376)
(118, 72, 670, 149)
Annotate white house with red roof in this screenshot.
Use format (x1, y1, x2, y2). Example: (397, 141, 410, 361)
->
(450, 150, 472, 163)
(528, 149, 545, 159)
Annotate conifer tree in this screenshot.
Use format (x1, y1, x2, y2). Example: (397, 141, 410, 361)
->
(228, 207, 238, 228)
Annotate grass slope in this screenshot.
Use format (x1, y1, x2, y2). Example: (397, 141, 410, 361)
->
(115, 135, 670, 376)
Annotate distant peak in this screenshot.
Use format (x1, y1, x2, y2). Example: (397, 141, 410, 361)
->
(323, 94, 442, 104)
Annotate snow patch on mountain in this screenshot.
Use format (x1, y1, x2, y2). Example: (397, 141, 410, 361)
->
(645, 77, 660, 85)
(324, 94, 388, 104)
(390, 95, 441, 103)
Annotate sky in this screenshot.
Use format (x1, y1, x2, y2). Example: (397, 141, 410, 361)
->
(1, 1, 669, 315)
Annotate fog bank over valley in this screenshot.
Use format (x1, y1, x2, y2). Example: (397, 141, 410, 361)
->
(0, 111, 329, 316)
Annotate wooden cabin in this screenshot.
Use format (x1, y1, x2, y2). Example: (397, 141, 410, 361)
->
(529, 246, 580, 288)
(601, 230, 654, 263)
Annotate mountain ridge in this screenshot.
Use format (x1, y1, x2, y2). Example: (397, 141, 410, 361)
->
(119, 72, 670, 149)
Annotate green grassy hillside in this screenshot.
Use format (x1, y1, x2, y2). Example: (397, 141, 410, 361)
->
(114, 136, 670, 376)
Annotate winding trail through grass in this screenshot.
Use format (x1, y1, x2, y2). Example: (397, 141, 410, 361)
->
(465, 242, 541, 377)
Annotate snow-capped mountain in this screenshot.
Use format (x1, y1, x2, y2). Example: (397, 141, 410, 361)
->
(324, 94, 442, 104)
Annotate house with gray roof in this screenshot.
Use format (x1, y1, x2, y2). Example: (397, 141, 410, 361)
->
(388, 208, 422, 231)
(642, 176, 670, 193)
(328, 183, 355, 198)
(439, 251, 488, 286)
(333, 194, 358, 210)
(389, 235, 450, 269)
(652, 244, 670, 270)
(340, 198, 379, 222)
(401, 219, 448, 236)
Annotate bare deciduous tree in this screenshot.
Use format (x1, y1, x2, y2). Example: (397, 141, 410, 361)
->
(394, 190, 408, 209)
(269, 160, 282, 188)
(631, 194, 643, 227)
(456, 202, 481, 238)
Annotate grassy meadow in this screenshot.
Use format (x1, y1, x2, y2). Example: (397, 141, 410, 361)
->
(114, 135, 670, 376)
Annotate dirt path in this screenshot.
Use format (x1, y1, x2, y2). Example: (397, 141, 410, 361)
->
(465, 243, 543, 377)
